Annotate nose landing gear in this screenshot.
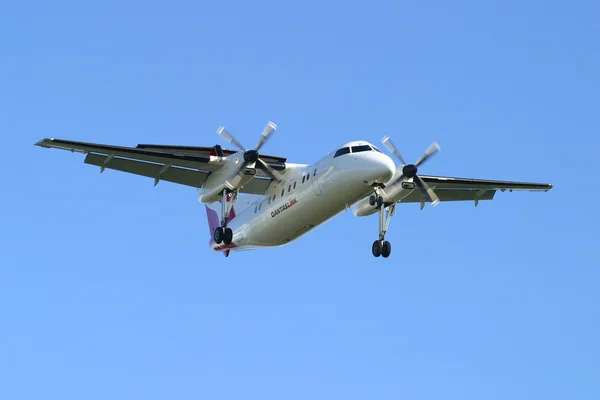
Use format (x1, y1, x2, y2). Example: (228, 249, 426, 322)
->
(370, 189, 395, 258)
(369, 194, 384, 208)
(372, 239, 391, 258)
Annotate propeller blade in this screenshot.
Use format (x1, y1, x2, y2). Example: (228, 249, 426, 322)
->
(217, 126, 246, 151)
(257, 158, 283, 182)
(381, 136, 407, 165)
(255, 121, 278, 151)
(414, 175, 440, 206)
(415, 142, 440, 167)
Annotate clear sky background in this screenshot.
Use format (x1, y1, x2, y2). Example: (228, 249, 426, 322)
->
(1, 1, 599, 399)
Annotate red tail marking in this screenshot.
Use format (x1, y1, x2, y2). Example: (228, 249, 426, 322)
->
(205, 205, 220, 236)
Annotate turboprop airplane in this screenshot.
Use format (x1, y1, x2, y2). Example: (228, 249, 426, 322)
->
(35, 121, 553, 258)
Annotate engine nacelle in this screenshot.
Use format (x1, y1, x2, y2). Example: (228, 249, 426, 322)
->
(352, 180, 415, 216)
(199, 151, 257, 203)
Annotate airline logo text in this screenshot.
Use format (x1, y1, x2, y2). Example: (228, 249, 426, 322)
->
(271, 198, 298, 218)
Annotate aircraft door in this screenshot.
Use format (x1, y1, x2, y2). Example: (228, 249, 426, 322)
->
(311, 162, 322, 196)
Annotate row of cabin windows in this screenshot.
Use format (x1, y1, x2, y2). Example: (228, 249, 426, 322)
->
(302, 168, 316, 184)
(333, 144, 383, 158)
(254, 167, 317, 213)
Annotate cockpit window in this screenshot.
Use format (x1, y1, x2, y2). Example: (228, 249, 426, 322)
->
(334, 147, 350, 158)
(351, 145, 372, 153)
(371, 145, 383, 153)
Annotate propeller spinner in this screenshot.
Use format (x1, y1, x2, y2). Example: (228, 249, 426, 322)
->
(381, 136, 441, 206)
(217, 121, 283, 182)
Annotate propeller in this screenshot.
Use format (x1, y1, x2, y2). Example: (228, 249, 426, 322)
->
(381, 136, 441, 206)
(217, 121, 283, 182)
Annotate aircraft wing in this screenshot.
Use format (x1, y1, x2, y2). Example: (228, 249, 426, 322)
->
(35, 138, 285, 193)
(398, 175, 553, 207)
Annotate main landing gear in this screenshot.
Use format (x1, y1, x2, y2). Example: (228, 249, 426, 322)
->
(369, 190, 394, 258)
(213, 189, 237, 245)
(213, 226, 232, 245)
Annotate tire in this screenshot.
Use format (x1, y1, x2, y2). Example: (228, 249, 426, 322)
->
(381, 241, 391, 258)
(372, 240, 382, 257)
(223, 227, 233, 245)
(213, 227, 223, 244)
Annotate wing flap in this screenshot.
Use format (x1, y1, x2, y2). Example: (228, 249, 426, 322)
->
(420, 175, 553, 191)
(84, 154, 274, 194)
(85, 154, 209, 188)
(399, 189, 496, 204)
(136, 143, 288, 164)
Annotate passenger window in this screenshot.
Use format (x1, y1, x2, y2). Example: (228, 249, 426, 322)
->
(288, 184, 291, 192)
(334, 147, 350, 158)
(313, 169, 316, 176)
(281, 189, 284, 196)
(351, 145, 371, 153)
(259, 203, 262, 211)
(272, 194, 276, 202)
(302, 175, 305, 183)
(254, 205, 258, 213)
(293, 182, 297, 189)
(268, 197, 271, 205)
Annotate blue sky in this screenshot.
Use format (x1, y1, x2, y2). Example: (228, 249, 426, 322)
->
(1, 0, 599, 398)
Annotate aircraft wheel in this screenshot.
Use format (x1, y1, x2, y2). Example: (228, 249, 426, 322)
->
(381, 241, 391, 258)
(377, 196, 384, 207)
(213, 227, 224, 244)
(372, 240, 382, 257)
(223, 227, 233, 245)
(369, 195, 376, 206)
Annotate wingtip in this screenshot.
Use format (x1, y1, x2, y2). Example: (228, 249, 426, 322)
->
(35, 138, 53, 147)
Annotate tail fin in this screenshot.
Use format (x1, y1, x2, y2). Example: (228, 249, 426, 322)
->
(204, 193, 237, 237)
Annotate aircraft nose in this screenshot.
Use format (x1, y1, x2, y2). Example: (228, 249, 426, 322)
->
(381, 154, 396, 182)
(370, 153, 395, 184)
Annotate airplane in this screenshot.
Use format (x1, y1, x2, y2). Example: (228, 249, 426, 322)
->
(35, 121, 553, 258)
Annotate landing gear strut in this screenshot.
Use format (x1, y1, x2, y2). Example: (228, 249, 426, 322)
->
(370, 189, 394, 258)
(213, 189, 237, 245)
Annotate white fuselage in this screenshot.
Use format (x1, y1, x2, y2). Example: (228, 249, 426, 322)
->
(202, 141, 396, 253)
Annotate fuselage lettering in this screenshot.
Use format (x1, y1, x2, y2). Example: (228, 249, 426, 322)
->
(271, 198, 298, 217)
